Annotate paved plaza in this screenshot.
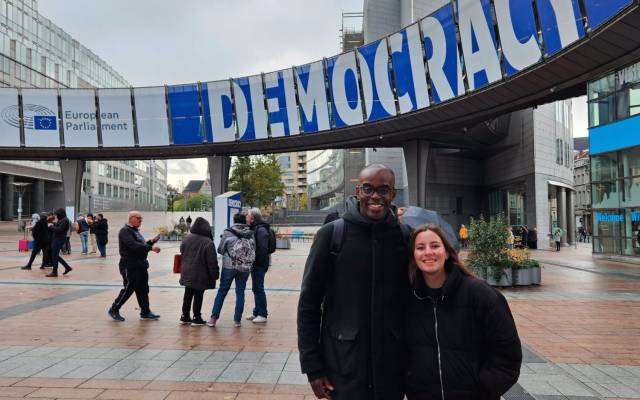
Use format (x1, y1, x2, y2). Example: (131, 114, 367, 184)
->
(0, 213, 637, 399)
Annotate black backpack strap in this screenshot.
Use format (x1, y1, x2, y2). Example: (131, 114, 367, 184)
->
(329, 218, 345, 257)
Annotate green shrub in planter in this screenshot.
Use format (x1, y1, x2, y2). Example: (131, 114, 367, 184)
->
(468, 214, 511, 285)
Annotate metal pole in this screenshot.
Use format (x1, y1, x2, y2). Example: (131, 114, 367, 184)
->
(17, 193, 22, 232)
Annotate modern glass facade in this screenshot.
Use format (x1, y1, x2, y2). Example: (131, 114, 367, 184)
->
(0, 0, 167, 213)
(589, 60, 640, 256)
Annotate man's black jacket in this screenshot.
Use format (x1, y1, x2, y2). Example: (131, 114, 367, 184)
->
(251, 220, 271, 268)
(297, 196, 410, 400)
(118, 224, 154, 270)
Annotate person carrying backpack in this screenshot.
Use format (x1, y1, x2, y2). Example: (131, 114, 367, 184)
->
(245, 207, 275, 324)
(208, 212, 255, 327)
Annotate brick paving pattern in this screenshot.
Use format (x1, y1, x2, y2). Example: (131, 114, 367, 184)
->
(0, 214, 637, 399)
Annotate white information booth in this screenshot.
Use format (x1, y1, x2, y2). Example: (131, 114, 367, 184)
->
(214, 191, 242, 249)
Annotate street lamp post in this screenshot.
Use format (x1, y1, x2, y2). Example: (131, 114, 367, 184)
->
(11, 182, 32, 232)
(88, 185, 94, 214)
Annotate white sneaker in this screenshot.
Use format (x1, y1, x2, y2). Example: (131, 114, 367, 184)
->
(252, 316, 267, 323)
(245, 315, 256, 321)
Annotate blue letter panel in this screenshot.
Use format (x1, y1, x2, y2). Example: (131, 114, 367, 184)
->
(583, 0, 632, 31)
(168, 84, 203, 145)
(536, 0, 585, 57)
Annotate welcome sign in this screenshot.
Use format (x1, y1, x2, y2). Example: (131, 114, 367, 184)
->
(0, 0, 632, 148)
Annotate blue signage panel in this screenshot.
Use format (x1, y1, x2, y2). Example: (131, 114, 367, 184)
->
(535, 0, 585, 57)
(203, 80, 235, 143)
(264, 69, 300, 137)
(583, 0, 632, 31)
(326, 52, 363, 128)
(457, 0, 502, 91)
(357, 39, 396, 122)
(294, 61, 331, 133)
(589, 114, 640, 155)
(168, 84, 203, 145)
(390, 24, 430, 114)
(420, 4, 465, 104)
(495, 0, 542, 76)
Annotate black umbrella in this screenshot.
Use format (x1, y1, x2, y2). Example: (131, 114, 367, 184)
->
(401, 206, 460, 250)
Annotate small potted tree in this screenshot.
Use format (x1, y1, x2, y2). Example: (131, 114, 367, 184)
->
(510, 249, 532, 286)
(468, 214, 512, 287)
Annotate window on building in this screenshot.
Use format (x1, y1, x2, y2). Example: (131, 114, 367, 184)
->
(106, 184, 112, 197)
(113, 186, 118, 198)
(98, 182, 104, 195)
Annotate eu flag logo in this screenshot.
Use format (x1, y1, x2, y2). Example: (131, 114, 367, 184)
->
(34, 115, 57, 130)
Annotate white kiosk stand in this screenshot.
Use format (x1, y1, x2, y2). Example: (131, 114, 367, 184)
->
(214, 191, 242, 249)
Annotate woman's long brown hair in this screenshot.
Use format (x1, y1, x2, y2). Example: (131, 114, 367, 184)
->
(408, 224, 475, 285)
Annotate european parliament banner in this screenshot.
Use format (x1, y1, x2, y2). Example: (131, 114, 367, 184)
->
(0, 88, 20, 147)
(0, 0, 633, 151)
(21, 88, 60, 148)
(98, 88, 135, 148)
(134, 87, 170, 147)
(61, 89, 98, 148)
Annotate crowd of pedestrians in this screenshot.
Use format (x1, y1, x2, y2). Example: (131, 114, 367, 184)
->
(21, 209, 109, 277)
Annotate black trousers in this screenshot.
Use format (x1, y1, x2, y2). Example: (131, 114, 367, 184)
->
(182, 287, 204, 318)
(51, 238, 71, 273)
(556, 241, 561, 251)
(25, 243, 51, 268)
(111, 266, 150, 314)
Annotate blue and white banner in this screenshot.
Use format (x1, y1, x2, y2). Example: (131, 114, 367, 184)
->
(390, 23, 430, 114)
(133, 87, 170, 147)
(457, 0, 502, 91)
(204, 80, 235, 143)
(294, 60, 331, 133)
(168, 84, 203, 145)
(358, 39, 396, 121)
(97, 88, 135, 148)
(264, 69, 300, 137)
(0, 0, 632, 151)
(420, 4, 465, 103)
(0, 88, 20, 147)
(61, 89, 98, 148)
(535, 0, 585, 57)
(21, 88, 60, 148)
(327, 52, 363, 128)
(233, 75, 269, 141)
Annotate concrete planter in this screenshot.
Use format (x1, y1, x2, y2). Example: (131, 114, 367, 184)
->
(530, 266, 541, 285)
(473, 266, 487, 280)
(512, 268, 532, 286)
(276, 238, 291, 249)
(486, 266, 512, 287)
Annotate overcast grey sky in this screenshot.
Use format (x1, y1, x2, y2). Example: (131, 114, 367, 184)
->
(38, 1, 587, 188)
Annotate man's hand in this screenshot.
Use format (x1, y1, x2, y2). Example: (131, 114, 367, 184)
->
(151, 234, 160, 243)
(151, 246, 161, 253)
(309, 376, 334, 399)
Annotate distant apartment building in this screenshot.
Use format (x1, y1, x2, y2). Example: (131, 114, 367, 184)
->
(574, 145, 591, 235)
(0, 0, 167, 219)
(278, 152, 307, 210)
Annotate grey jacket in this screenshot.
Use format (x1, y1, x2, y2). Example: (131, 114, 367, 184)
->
(217, 223, 254, 270)
(179, 217, 219, 290)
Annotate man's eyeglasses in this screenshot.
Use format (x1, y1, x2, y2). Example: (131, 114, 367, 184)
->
(358, 184, 395, 196)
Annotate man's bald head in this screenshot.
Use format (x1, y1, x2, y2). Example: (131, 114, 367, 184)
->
(359, 164, 395, 186)
(128, 211, 143, 228)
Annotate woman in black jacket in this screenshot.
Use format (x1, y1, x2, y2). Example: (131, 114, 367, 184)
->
(405, 224, 521, 400)
(93, 214, 109, 258)
(22, 213, 51, 270)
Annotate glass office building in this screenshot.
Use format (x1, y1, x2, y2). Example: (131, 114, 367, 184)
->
(588, 60, 640, 257)
(0, 0, 167, 215)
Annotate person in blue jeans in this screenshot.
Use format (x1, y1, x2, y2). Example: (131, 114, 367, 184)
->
(209, 212, 255, 327)
(77, 215, 90, 254)
(246, 208, 271, 324)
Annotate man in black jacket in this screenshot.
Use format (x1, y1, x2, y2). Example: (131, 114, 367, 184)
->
(246, 208, 271, 324)
(298, 164, 410, 400)
(108, 211, 161, 322)
(46, 208, 72, 277)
